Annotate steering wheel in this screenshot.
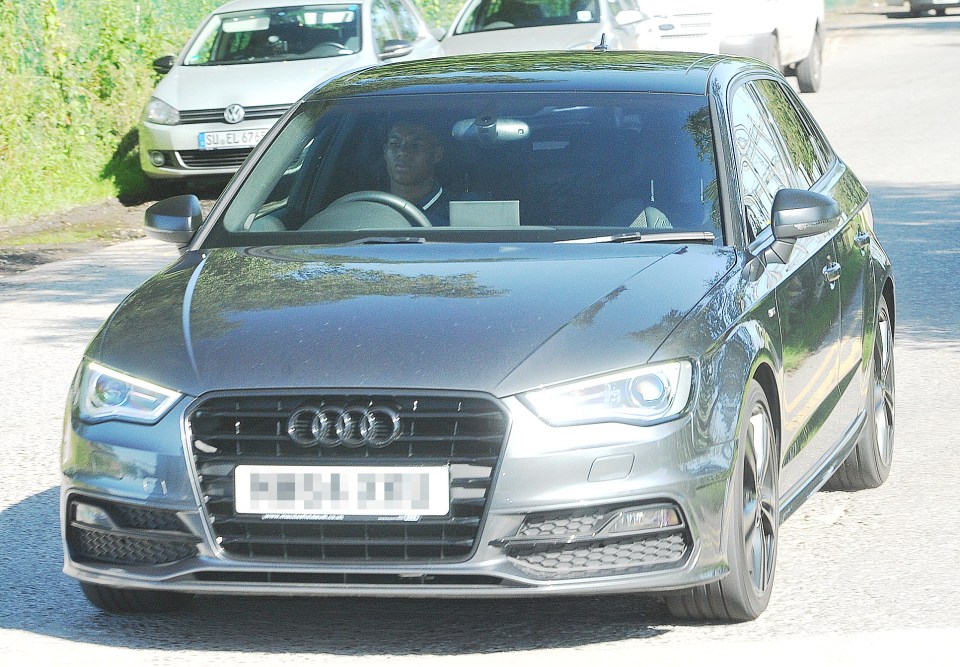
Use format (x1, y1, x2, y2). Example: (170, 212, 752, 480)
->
(330, 191, 432, 227)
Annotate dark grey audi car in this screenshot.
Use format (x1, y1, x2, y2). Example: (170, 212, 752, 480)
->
(61, 50, 895, 622)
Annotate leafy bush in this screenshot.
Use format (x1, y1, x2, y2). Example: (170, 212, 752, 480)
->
(0, 0, 463, 225)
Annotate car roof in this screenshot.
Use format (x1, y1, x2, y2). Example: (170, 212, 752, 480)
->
(213, 0, 374, 12)
(307, 51, 758, 100)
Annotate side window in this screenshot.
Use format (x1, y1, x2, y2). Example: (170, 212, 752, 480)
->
(386, 0, 423, 42)
(730, 82, 794, 243)
(752, 79, 831, 189)
(371, 1, 402, 52)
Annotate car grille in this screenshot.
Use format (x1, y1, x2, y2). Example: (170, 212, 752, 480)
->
(177, 148, 251, 169)
(499, 504, 692, 579)
(659, 11, 715, 42)
(179, 104, 290, 124)
(188, 392, 509, 563)
(67, 498, 199, 566)
(509, 534, 690, 579)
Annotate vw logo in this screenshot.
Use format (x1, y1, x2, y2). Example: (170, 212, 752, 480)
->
(287, 405, 402, 449)
(223, 104, 245, 124)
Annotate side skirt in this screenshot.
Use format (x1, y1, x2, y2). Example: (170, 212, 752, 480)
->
(779, 411, 866, 521)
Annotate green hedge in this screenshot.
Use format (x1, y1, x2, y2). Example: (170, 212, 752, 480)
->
(0, 0, 461, 225)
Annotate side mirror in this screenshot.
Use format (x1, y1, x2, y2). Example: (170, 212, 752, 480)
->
(380, 40, 414, 60)
(771, 189, 841, 240)
(152, 55, 175, 75)
(762, 189, 841, 264)
(144, 194, 202, 245)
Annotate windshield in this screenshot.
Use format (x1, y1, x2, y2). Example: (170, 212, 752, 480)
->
(205, 91, 721, 246)
(184, 5, 362, 65)
(455, 0, 601, 35)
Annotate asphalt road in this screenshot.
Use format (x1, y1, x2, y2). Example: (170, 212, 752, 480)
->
(2, 9, 959, 665)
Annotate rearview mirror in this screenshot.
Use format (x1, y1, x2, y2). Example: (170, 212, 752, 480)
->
(452, 116, 530, 142)
(144, 194, 203, 245)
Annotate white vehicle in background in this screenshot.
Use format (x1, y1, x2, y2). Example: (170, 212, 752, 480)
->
(638, 0, 825, 92)
(440, 0, 660, 56)
(138, 0, 444, 191)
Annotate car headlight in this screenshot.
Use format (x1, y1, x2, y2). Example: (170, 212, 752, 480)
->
(76, 362, 181, 424)
(143, 97, 180, 125)
(519, 360, 693, 427)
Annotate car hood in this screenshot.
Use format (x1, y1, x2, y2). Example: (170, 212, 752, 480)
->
(92, 243, 735, 398)
(153, 55, 367, 110)
(442, 24, 602, 55)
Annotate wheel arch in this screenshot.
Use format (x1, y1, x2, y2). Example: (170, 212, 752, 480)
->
(750, 360, 782, 462)
(881, 278, 896, 336)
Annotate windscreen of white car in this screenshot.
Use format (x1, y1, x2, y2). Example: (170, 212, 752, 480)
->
(455, 0, 601, 34)
(184, 5, 362, 64)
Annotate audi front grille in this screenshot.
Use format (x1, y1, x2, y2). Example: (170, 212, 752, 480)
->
(188, 392, 509, 562)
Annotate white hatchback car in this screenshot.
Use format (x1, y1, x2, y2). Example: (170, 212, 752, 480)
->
(441, 0, 660, 55)
(139, 0, 443, 189)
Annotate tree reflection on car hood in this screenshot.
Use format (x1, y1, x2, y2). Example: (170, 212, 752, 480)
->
(92, 242, 736, 397)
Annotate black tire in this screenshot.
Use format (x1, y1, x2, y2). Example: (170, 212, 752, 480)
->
(80, 582, 193, 614)
(824, 296, 895, 491)
(796, 29, 823, 94)
(666, 380, 779, 622)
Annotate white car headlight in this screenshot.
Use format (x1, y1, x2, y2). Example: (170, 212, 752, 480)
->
(77, 362, 181, 424)
(519, 360, 693, 427)
(143, 97, 180, 125)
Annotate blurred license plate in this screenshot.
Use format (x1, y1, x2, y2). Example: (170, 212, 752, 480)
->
(198, 128, 268, 150)
(234, 465, 450, 516)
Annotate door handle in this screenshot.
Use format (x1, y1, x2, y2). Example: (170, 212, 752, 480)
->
(823, 262, 841, 288)
(854, 231, 871, 251)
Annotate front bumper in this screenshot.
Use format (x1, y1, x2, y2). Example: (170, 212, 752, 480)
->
(138, 116, 280, 180)
(61, 393, 736, 597)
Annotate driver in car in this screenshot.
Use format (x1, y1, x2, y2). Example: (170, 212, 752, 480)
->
(383, 121, 452, 225)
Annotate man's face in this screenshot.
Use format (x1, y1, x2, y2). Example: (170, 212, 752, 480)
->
(383, 124, 442, 188)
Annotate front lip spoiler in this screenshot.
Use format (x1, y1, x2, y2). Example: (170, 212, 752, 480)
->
(65, 556, 724, 598)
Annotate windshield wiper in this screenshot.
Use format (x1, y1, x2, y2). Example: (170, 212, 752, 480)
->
(347, 236, 427, 245)
(558, 231, 717, 244)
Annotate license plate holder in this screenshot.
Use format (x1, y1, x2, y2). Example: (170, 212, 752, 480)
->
(234, 465, 450, 517)
(198, 128, 268, 150)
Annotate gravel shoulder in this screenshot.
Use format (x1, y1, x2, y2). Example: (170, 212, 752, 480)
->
(0, 198, 152, 278)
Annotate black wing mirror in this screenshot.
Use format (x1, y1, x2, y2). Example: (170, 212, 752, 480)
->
(764, 189, 841, 264)
(152, 55, 175, 75)
(144, 194, 202, 245)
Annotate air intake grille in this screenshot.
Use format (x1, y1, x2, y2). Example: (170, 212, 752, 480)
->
(177, 148, 251, 169)
(69, 525, 198, 565)
(188, 392, 509, 562)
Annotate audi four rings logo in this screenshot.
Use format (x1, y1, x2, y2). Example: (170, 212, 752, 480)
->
(287, 406, 402, 448)
(223, 104, 245, 124)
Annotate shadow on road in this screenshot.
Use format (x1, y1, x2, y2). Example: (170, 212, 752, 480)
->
(0, 488, 669, 655)
(867, 182, 960, 349)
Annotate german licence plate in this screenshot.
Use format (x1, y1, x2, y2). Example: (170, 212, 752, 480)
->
(198, 128, 268, 150)
(234, 465, 450, 517)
